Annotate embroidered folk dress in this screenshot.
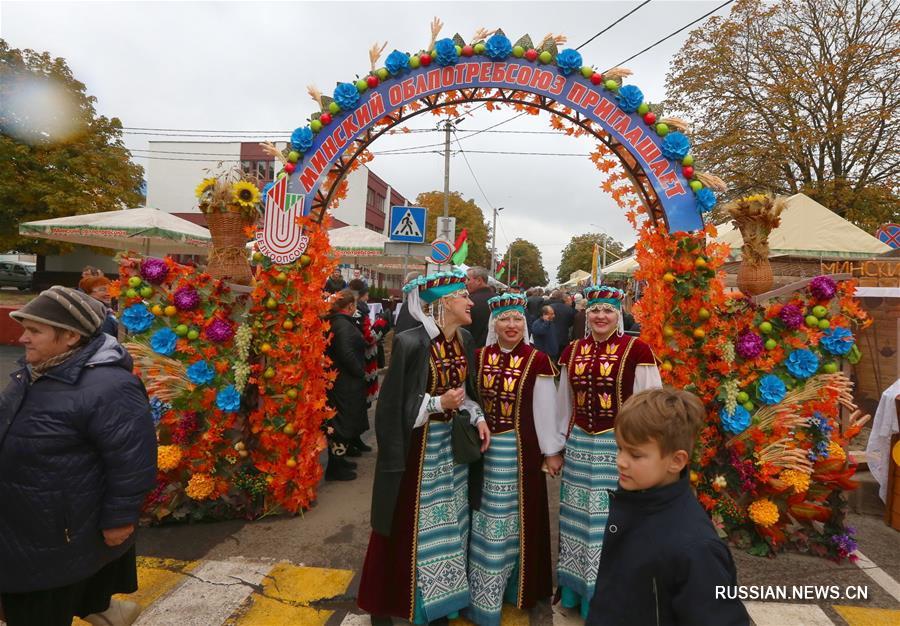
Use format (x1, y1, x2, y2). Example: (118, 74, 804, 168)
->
(466, 341, 566, 626)
(556, 333, 662, 617)
(358, 330, 484, 624)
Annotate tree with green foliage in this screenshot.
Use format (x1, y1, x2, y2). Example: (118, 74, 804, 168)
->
(557, 232, 625, 284)
(665, 0, 899, 229)
(416, 190, 491, 267)
(0, 40, 144, 254)
(502, 238, 548, 288)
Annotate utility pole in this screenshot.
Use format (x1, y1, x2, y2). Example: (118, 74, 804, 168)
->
(516, 257, 521, 286)
(442, 119, 452, 219)
(490, 206, 504, 277)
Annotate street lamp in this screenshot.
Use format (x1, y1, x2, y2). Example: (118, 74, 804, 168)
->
(490, 207, 504, 277)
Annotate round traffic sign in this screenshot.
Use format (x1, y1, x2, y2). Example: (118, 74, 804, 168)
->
(429, 239, 454, 264)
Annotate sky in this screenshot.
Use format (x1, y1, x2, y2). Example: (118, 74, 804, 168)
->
(1, 0, 732, 283)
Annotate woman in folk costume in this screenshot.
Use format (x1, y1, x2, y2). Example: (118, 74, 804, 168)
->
(358, 269, 491, 626)
(466, 294, 567, 626)
(556, 285, 662, 618)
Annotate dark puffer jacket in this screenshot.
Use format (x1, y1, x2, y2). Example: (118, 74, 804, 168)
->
(0, 333, 157, 593)
(325, 312, 368, 440)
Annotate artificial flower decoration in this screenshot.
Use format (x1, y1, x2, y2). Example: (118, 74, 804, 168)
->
(756, 374, 786, 405)
(484, 32, 512, 60)
(809, 275, 837, 301)
(736, 330, 765, 360)
(695, 187, 717, 213)
(434, 37, 459, 66)
(194, 178, 217, 199)
(121, 303, 155, 334)
(185, 473, 215, 500)
(748, 498, 780, 527)
(830, 530, 858, 561)
(779, 303, 804, 330)
(720, 405, 751, 435)
(661, 131, 691, 161)
(290, 126, 314, 153)
(261, 181, 274, 200)
(150, 327, 178, 356)
(333, 82, 360, 110)
(216, 385, 241, 413)
(786, 349, 819, 379)
(140, 257, 169, 285)
(616, 84, 644, 113)
(186, 359, 215, 385)
(174, 286, 201, 311)
(555, 48, 583, 74)
(385, 49, 410, 75)
(779, 469, 810, 494)
(149, 397, 170, 425)
(205, 317, 235, 343)
(820, 327, 854, 356)
(157, 445, 182, 472)
(232, 181, 261, 208)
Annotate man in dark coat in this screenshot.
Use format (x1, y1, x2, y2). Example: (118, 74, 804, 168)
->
(0, 287, 157, 626)
(463, 266, 494, 347)
(530, 305, 559, 361)
(392, 271, 423, 336)
(525, 288, 546, 326)
(548, 289, 575, 352)
(324, 268, 348, 293)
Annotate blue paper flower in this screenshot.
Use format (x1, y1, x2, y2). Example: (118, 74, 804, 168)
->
(786, 349, 819, 379)
(434, 38, 458, 66)
(121, 303, 154, 334)
(696, 187, 717, 213)
(385, 50, 410, 75)
(290, 126, 313, 152)
(484, 33, 512, 60)
(150, 327, 178, 356)
(556, 48, 583, 75)
(616, 84, 644, 113)
(333, 82, 360, 110)
(261, 181, 274, 201)
(216, 385, 241, 413)
(187, 360, 215, 385)
(820, 327, 854, 356)
(149, 397, 170, 426)
(757, 374, 787, 405)
(720, 405, 751, 435)
(661, 131, 691, 161)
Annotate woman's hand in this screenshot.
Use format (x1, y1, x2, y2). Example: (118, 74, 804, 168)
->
(544, 454, 564, 477)
(478, 420, 491, 452)
(440, 387, 466, 411)
(102, 524, 135, 547)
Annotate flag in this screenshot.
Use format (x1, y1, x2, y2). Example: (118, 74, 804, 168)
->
(591, 243, 601, 285)
(451, 228, 469, 265)
(495, 260, 506, 279)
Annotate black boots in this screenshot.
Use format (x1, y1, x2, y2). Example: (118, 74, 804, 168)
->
(325, 441, 357, 481)
(351, 436, 373, 453)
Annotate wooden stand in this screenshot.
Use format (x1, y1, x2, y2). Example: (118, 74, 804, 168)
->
(886, 396, 900, 531)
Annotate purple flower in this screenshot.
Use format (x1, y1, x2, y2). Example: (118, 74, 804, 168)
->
(779, 304, 804, 330)
(174, 286, 200, 311)
(830, 528, 858, 559)
(205, 317, 234, 343)
(809, 275, 837, 301)
(736, 330, 765, 360)
(140, 258, 169, 284)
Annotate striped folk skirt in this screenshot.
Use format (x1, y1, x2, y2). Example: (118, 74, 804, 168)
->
(557, 427, 618, 607)
(413, 420, 471, 624)
(467, 431, 520, 626)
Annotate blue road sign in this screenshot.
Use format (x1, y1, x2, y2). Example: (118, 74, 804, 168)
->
(389, 206, 427, 243)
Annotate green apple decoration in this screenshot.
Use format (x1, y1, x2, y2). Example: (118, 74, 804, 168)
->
(252, 252, 264, 263)
(376, 67, 389, 80)
(812, 305, 828, 318)
(187, 329, 200, 340)
(656, 123, 669, 136)
(822, 362, 839, 374)
(538, 50, 552, 64)
(275, 272, 288, 284)
(637, 103, 650, 115)
(288, 150, 300, 163)
(309, 120, 322, 133)
(736, 391, 750, 404)
(805, 315, 820, 327)
(818, 319, 830, 330)
(328, 101, 341, 115)
(125, 288, 138, 299)
(742, 401, 755, 412)
(758, 321, 773, 334)
(580, 66, 593, 78)
(127, 276, 142, 288)
(604, 79, 618, 91)
(355, 79, 368, 93)
(682, 155, 694, 166)
(765, 338, 777, 350)
(265, 297, 278, 310)
(475, 43, 486, 55)
(286, 388, 298, 399)
(175, 324, 188, 337)
(690, 180, 703, 192)
(139, 286, 153, 298)
(409, 55, 421, 68)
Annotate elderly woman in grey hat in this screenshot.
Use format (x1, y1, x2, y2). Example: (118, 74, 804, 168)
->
(0, 287, 157, 626)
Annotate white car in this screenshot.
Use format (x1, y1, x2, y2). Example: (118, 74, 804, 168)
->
(0, 261, 34, 290)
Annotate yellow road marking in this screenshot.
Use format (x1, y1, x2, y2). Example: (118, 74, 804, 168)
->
(450, 604, 531, 625)
(261, 562, 354, 604)
(833, 605, 900, 625)
(231, 594, 333, 625)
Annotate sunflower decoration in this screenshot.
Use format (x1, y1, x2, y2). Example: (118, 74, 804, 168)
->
(231, 180, 262, 220)
(195, 177, 217, 201)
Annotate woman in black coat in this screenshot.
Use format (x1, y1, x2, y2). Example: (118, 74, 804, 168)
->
(0, 286, 157, 626)
(324, 289, 368, 481)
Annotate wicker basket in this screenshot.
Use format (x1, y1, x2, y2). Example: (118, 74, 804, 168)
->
(206, 211, 252, 285)
(737, 257, 774, 296)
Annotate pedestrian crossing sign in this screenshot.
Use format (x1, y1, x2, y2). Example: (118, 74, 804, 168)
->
(389, 206, 427, 243)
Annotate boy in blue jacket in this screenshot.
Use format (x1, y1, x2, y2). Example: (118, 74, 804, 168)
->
(586, 388, 749, 626)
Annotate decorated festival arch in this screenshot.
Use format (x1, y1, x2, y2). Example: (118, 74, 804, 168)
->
(122, 25, 869, 562)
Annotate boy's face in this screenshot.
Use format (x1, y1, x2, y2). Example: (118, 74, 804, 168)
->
(615, 436, 688, 491)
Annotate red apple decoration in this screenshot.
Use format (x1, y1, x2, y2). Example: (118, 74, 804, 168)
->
(682, 165, 694, 179)
(366, 75, 379, 88)
(320, 112, 332, 125)
(420, 53, 433, 66)
(643, 112, 657, 125)
(590, 72, 603, 85)
(461, 45, 474, 57)
(284, 163, 296, 174)
(524, 48, 539, 62)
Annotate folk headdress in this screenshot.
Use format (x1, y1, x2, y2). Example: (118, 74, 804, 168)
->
(486, 293, 530, 346)
(401, 269, 468, 339)
(583, 284, 626, 336)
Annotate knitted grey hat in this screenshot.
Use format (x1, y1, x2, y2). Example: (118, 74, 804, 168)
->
(11, 286, 106, 336)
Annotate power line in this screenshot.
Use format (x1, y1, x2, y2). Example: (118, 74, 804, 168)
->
(606, 0, 736, 71)
(451, 128, 495, 210)
(575, 1, 653, 50)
